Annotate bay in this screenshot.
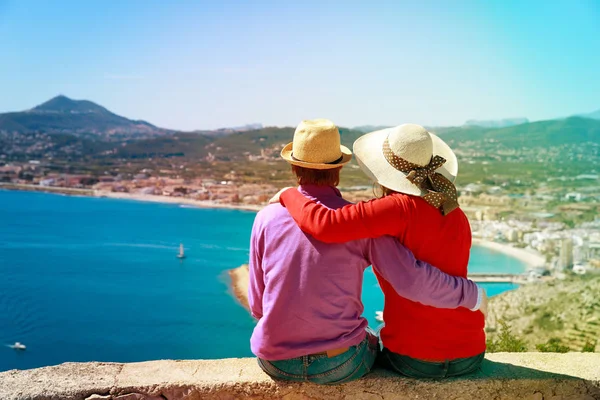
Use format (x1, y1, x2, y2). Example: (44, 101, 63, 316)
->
(0, 190, 525, 371)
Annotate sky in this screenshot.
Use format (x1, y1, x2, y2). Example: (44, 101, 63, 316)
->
(1, 0, 599, 130)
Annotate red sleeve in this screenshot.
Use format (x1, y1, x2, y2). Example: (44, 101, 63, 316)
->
(279, 189, 410, 243)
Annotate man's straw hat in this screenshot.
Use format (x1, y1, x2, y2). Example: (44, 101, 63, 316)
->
(353, 124, 458, 196)
(281, 119, 352, 170)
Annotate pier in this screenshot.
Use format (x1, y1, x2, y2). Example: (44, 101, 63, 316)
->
(467, 273, 525, 283)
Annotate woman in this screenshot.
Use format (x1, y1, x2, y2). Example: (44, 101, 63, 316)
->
(277, 124, 485, 379)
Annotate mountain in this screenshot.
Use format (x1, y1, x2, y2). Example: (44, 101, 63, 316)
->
(31, 95, 111, 114)
(0, 95, 171, 140)
(3, 96, 600, 161)
(463, 118, 529, 128)
(223, 123, 263, 132)
(114, 126, 366, 161)
(74, 117, 600, 161)
(435, 117, 600, 148)
(352, 125, 391, 133)
(199, 123, 265, 137)
(576, 109, 600, 120)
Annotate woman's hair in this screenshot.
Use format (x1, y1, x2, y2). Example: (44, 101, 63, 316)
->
(291, 165, 342, 186)
(373, 183, 397, 198)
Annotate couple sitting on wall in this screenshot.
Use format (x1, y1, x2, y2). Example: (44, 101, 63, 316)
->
(248, 119, 487, 384)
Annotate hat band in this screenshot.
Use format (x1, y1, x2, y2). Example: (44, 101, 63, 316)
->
(382, 136, 460, 216)
(291, 153, 344, 165)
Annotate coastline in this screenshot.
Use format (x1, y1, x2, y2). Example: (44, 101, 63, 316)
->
(472, 238, 545, 269)
(0, 184, 545, 270)
(99, 191, 264, 212)
(228, 264, 250, 311)
(0, 183, 264, 212)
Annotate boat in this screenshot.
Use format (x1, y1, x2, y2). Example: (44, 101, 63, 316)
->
(176, 243, 186, 259)
(11, 342, 26, 350)
(375, 311, 384, 323)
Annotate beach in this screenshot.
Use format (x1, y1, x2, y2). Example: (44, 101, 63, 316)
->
(472, 238, 545, 269)
(99, 191, 264, 212)
(0, 183, 264, 212)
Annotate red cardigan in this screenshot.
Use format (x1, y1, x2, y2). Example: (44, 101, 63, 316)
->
(280, 189, 485, 360)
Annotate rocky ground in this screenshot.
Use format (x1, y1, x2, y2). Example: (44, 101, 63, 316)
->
(487, 273, 600, 352)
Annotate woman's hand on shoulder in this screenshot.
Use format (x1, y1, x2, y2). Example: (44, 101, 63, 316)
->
(269, 187, 294, 204)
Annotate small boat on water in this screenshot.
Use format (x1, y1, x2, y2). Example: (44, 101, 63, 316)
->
(375, 311, 384, 323)
(11, 342, 26, 350)
(176, 243, 186, 259)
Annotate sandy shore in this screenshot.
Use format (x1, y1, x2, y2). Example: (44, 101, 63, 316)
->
(0, 183, 264, 212)
(472, 238, 545, 269)
(97, 191, 264, 212)
(229, 264, 250, 311)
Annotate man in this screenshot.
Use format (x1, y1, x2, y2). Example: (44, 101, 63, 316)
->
(248, 119, 486, 384)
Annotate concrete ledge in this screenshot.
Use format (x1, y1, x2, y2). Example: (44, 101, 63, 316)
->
(1, 353, 599, 400)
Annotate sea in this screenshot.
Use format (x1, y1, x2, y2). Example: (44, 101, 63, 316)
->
(0, 190, 524, 372)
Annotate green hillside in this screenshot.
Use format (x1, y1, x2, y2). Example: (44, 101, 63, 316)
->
(435, 117, 600, 148)
(115, 133, 213, 159)
(488, 274, 600, 353)
(113, 126, 365, 161)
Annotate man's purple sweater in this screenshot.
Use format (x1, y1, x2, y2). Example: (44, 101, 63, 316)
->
(248, 185, 479, 360)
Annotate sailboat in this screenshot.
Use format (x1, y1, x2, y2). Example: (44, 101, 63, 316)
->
(11, 342, 26, 350)
(176, 243, 186, 259)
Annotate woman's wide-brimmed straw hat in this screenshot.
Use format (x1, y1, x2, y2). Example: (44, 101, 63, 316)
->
(353, 123, 458, 197)
(281, 119, 352, 170)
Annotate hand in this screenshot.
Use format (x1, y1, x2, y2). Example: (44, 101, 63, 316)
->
(479, 290, 488, 321)
(269, 187, 293, 204)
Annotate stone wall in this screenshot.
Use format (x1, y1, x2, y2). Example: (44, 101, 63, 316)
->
(1, 353, 599, 400)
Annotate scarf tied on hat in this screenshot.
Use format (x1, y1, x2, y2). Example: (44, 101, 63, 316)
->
(383, 137, 460, 215)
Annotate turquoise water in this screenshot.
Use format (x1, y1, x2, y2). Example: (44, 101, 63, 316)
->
(0, 190, 525, 371)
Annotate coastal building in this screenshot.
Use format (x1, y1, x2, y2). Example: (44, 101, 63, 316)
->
(39, 178, 55, 187)
(559, 238, 574, 270)
(505, 229, 519, 243)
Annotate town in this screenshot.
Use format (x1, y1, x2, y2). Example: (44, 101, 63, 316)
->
(2, 135, 599, 279)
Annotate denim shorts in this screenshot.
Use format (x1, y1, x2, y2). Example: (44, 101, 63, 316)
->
(257, 330, 379, 385)
(379, 348, 485, 379)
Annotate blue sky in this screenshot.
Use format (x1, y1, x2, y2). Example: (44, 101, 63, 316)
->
(1, 0, 599, 130)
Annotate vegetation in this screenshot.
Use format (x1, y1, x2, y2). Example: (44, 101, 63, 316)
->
(582, 340, 597, 353)
(2, 95, 600, 226)
(536, 338, 570, 353)
(486, 319, 600, 353)
(435, 117, 600, 148)
(488, 275, 600, 353)
(486, 320, 528, 352)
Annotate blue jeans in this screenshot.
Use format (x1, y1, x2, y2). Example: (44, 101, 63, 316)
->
(257, 330, 379, 385)
(379, 348, 485, 379)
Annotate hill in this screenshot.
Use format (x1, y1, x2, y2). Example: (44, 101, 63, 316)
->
(114, 126, 366, 161)
(463, 117, 529, 128)
(578, 109, 600, 120)
(115, 132, 213, 159)
(488, 274, 600, 352)
(3, 97, 600, 171)
(434, 117, 600, 148)
(0, 95, 172, 140)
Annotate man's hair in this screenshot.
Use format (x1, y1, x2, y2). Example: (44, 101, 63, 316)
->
(291, 165, 342, 186)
